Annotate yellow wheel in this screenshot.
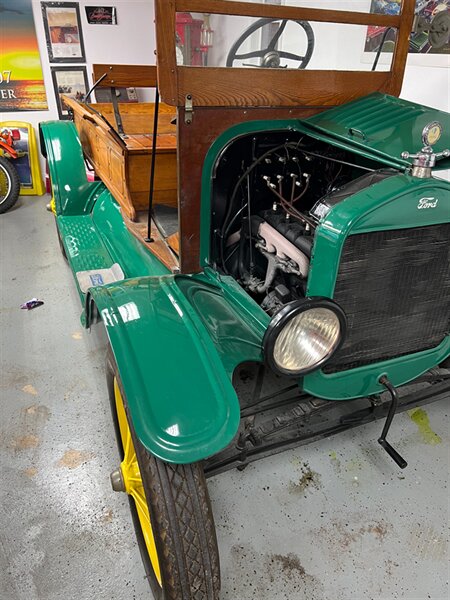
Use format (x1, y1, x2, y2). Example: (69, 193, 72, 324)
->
(0, 156, 20, 214)
(106, 349, 220, 600)
(112, 377, 162, 586)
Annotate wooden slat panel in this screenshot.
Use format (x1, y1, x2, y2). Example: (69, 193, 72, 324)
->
(176, 0, 401, 27)
(109, 147, 125, 195)
(131, 189, 178, 208)
(155, 0, 178, 105)
(91, 102, 176, 135)
(124, 134, 177, 154)
(63, 95, 127, 148)
(176, 69, 392, 108)
(92, 64, 158, 88)
(66, 95, 178, 221)
(128, 153, 178, 209)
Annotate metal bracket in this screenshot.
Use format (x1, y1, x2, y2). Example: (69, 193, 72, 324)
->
(185, 94, 193, 125)
(110, 86, 125, 136)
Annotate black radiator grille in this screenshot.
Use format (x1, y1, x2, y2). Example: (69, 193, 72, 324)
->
(323, 223, 450, 374)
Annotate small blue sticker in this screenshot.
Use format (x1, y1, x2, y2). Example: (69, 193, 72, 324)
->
(90, 273, 104, 286)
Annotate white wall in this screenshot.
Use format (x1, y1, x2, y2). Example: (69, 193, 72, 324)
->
(402, 62, 450, 112)
(0, 0, 156, 171)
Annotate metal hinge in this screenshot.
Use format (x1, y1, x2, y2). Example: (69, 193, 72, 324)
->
(185, 94, 193, 125)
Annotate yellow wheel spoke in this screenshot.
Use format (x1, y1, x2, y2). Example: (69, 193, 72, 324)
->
(131, 486, 149, 516)
(130, 488, 161, 585)
(0, 174, 8, 196)
(127, 474, 142, 484)
(113, 377, 162, 587)
(123, 429, 136, 465)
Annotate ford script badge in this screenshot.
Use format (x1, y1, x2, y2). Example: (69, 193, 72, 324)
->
(417, 197, 439, 209)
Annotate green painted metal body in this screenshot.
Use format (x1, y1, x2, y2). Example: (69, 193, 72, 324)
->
(39, 121, 104, 216)
(305, 93, 450, 171)
(40, 94, 450, 463)
(85, 276, 241, 463)
(41, 120, 264, 462)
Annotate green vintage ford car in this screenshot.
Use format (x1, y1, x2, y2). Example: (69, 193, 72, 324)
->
(40, 0, 450, 598)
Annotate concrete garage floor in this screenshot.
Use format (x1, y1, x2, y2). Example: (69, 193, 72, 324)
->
(1, 195, 448, 600)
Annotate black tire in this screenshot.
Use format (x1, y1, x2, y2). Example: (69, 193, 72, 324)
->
(0, 155, 20, 214)
(106, 349, 221, 600)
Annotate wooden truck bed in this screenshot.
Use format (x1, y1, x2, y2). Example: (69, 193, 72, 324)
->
(64, 96, 177, 222)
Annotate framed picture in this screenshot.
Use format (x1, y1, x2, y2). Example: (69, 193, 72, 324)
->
(51, 66, 89, 119)
(42, 2, 86, 62)
(0, 121, 45, 196)
(85, 6, 117, 25)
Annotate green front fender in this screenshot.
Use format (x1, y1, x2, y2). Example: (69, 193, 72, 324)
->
(85, 275, 242, 464)
(39, 120, 104, 216)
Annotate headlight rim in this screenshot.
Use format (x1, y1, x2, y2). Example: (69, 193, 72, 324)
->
(263, 297, 347, 377)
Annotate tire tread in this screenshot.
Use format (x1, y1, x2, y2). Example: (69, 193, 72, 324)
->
(0, 156, 20, 214)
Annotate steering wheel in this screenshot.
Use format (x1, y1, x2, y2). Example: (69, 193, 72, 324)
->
(226, 18, 315, 69)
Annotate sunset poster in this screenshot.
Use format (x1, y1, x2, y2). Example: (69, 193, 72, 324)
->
(0, 0, 48, 111)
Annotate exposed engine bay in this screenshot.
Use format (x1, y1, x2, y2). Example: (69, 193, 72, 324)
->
(211, 131, 393, 315)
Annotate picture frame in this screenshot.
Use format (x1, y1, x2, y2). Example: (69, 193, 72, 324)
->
(51, 66, 89, 120)
(42, 2, 86, 63)
(85, 6, 117, 25)
(0, 121, 45, 196)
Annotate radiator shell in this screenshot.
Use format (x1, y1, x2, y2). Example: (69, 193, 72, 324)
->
(324, 224, 450, 374)
(303, 173, 450, 400)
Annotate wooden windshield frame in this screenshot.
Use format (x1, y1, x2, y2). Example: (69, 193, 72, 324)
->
(155, 0, 415, 108)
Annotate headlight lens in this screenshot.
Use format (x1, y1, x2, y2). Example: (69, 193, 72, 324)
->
(264, 299, 346, 376)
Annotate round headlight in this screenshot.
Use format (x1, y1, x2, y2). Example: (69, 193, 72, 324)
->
(263, 299, 346, 376)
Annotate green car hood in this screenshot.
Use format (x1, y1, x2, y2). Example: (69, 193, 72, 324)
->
(304, 93, 450, 171)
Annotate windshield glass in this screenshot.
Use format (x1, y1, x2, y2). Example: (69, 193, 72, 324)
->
(176, 9, 397, 71)
(225, 0, 391, 13)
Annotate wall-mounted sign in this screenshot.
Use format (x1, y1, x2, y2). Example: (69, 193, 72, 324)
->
(0, 0, 48, 111)
(42, 2, 86, 62)
(85, 6, 117, 25)
(51, 66, 89, 119)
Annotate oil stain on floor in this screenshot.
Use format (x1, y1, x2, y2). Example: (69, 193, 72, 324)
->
(408, 407, 442, 445)
(227, 543, 325, 599)
(56, 449, 95, 469)
(288, 462, 322, 495)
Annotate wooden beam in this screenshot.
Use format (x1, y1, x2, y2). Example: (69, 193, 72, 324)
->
(176, 68, 393, 107)
(155, 0, 178, 105)
(92, 64, 158, 88)
(388, 0, 417, 96)
(176, 0, 401, 28)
